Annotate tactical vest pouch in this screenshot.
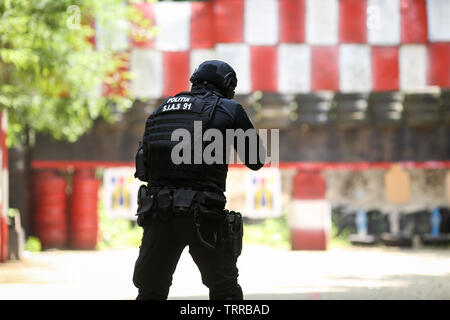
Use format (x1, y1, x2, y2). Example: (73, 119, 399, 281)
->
(136, 185, 155, 227)
(154, 189, 172, 220)
(172, 189, 197, 216)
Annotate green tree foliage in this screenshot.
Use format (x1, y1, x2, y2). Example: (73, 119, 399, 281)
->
(0, 0, 155, 146)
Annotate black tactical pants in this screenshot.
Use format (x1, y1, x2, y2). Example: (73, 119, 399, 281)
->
(132, 213, 243, 300)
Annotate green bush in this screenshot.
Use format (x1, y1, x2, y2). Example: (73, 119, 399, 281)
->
(243, 215, 290, 250)
(97, 199, 142, 250)
(25, 236, 42, 252)
(330, 223, 352, 248)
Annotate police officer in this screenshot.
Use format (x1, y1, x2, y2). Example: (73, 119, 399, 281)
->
(132, 60, 265, 300)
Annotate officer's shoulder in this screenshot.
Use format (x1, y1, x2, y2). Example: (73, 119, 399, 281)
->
(217, 97, 244, 113)
(215, 97, 243, 119)
(218, 97, 240, 107)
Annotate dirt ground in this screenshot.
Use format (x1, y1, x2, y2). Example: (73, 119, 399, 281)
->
(1, 244, 449, 300)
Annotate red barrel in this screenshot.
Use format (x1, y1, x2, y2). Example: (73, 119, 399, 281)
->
(292, 171, 326, 199)
(69, 169, 99, 250)
(33, 170, 68, 249)
(288, 171, 331, 250)
(0, 207, 8, 263)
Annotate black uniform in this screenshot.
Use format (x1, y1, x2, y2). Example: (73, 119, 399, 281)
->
(132, 62, 264, 300)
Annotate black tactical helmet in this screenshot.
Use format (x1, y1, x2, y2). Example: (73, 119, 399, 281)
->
(190, 60, 238, 99)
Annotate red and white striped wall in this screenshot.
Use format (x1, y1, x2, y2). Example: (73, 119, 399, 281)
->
(0, 110, 8, 263)
(96, 0, 450, 99)
(288, 171, 331, 250)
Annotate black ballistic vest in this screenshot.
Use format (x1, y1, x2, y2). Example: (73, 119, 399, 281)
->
(143, 91, 229, 191)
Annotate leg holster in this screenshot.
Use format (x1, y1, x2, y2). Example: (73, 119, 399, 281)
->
(223, 210, 243, 258)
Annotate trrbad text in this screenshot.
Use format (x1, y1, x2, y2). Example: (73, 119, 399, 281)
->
(180, 304, 270, 317)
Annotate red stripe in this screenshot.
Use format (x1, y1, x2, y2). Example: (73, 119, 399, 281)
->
(32, 161, 134, 169)
(293, 172, 326, 199)
(372, 46, 399, 91)
(427, 42, 450, 88)
(31, 161, 450, 171)
(279, 162, 392, 171)
(0, 216, 8, 262)
(130, 2, 156, 48)
(290, 229, 328, 250)
(311, 46, 339, 91)
(213, 0, 244, 43)
(401, 0, 428, 43)
(163, 51, 190, 97)
(250, 46, 278, 92)
(191, 1, 215, 48)
(279, 0, 305, 43)
(339, 0, 367, 43)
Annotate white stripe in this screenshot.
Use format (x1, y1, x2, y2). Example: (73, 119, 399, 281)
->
(94, 2, 129, 51)
(244, 0, 279, 45)
(339, 45, 372, 93)
(399, 45, 427, 91)
(190, 49, 218, 75)
(306, 0, 338, 45)
(216, 44, 251, 95)
(426, 0, 450, 42)
(129, 49, 163, 99)
(278, 44, 311, 94)
(367, 0, 400, 45)
(288, 200, 332, 230)
(95, 21, 129, 51)
(154, 2, 191, 51)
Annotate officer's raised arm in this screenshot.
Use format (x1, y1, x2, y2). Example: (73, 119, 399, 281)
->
(232, 104, 266, 171)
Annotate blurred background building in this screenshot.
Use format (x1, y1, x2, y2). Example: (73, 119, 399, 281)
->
(4, 0, 450, 256)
